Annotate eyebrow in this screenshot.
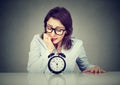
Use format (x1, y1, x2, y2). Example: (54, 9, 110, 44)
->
(47, 24, 52, 27)
(47, 24, 65, 28)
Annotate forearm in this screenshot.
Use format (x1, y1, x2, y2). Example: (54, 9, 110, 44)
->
(76, 57, 95, 71)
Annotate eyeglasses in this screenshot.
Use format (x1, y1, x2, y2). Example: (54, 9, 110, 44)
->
(46, 26, 66, 35)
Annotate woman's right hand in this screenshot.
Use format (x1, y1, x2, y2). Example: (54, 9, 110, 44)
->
(43, 33, 55, 53)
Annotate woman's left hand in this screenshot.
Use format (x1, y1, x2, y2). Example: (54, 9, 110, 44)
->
(82, 66, 106, 74)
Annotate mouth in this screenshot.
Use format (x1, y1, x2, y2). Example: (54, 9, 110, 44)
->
(51, 38, 57, 42)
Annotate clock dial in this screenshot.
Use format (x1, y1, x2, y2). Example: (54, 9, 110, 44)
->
(50, 57, 64, 71)
(48, 56, 66, 74)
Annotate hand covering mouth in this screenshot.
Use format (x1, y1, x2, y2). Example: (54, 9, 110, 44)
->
(51, 38, 57, 42)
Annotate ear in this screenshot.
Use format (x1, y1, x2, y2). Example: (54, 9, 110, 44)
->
(48, 53, 55, 58)
(58, 53, 66, 58)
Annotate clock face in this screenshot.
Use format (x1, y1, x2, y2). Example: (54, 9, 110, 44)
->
(48, 56, 66, 74)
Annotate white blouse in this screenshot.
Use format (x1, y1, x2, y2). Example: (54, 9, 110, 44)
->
(27, 34, 94, 74)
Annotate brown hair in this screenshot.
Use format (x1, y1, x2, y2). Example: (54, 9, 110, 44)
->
(42, 7, 73, 50)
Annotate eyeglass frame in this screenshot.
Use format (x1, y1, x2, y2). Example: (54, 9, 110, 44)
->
(46, 26, 66, 36)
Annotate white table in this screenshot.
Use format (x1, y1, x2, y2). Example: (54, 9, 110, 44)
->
(0, 72, 120, 85)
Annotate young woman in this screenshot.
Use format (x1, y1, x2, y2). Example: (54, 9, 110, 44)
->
(27, 7, 106, 74)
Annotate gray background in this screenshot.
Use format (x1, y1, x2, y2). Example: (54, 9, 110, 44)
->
(0, 0, 120, 72)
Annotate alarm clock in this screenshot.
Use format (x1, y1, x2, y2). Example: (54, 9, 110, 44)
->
(48, 53, 66, 74)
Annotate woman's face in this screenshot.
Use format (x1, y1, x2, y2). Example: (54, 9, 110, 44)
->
(46, 17, 66, 45)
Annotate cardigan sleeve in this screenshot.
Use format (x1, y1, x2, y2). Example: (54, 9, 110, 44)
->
(76, 40, 95, 71)
(27, 34, 49, 73)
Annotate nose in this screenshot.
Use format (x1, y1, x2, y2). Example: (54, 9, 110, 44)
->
(50, 30, 55, 37)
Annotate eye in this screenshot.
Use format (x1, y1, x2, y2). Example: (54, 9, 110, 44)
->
(56, 29, 62, 32)
(56, 28, 64, 32)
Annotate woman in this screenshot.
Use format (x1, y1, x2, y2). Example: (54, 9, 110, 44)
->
(27, 7, 106, 74)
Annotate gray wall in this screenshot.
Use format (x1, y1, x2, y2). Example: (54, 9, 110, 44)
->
(0, 0, 120, 72)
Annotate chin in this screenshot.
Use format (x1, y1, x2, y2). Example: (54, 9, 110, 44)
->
(53, 42, 58, 44)
(52, 40, 60, 45)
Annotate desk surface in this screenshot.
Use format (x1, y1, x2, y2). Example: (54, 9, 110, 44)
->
(0, 72, 120, 85)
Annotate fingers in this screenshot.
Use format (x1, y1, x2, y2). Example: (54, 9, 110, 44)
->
(43, 33, 51, 40)
(82, 69, 90, 73)
(82, 66, 107, 74)
(43, 33, 55, 53)
(94, 66, 100, 73)
(43, 33, 53, 45)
